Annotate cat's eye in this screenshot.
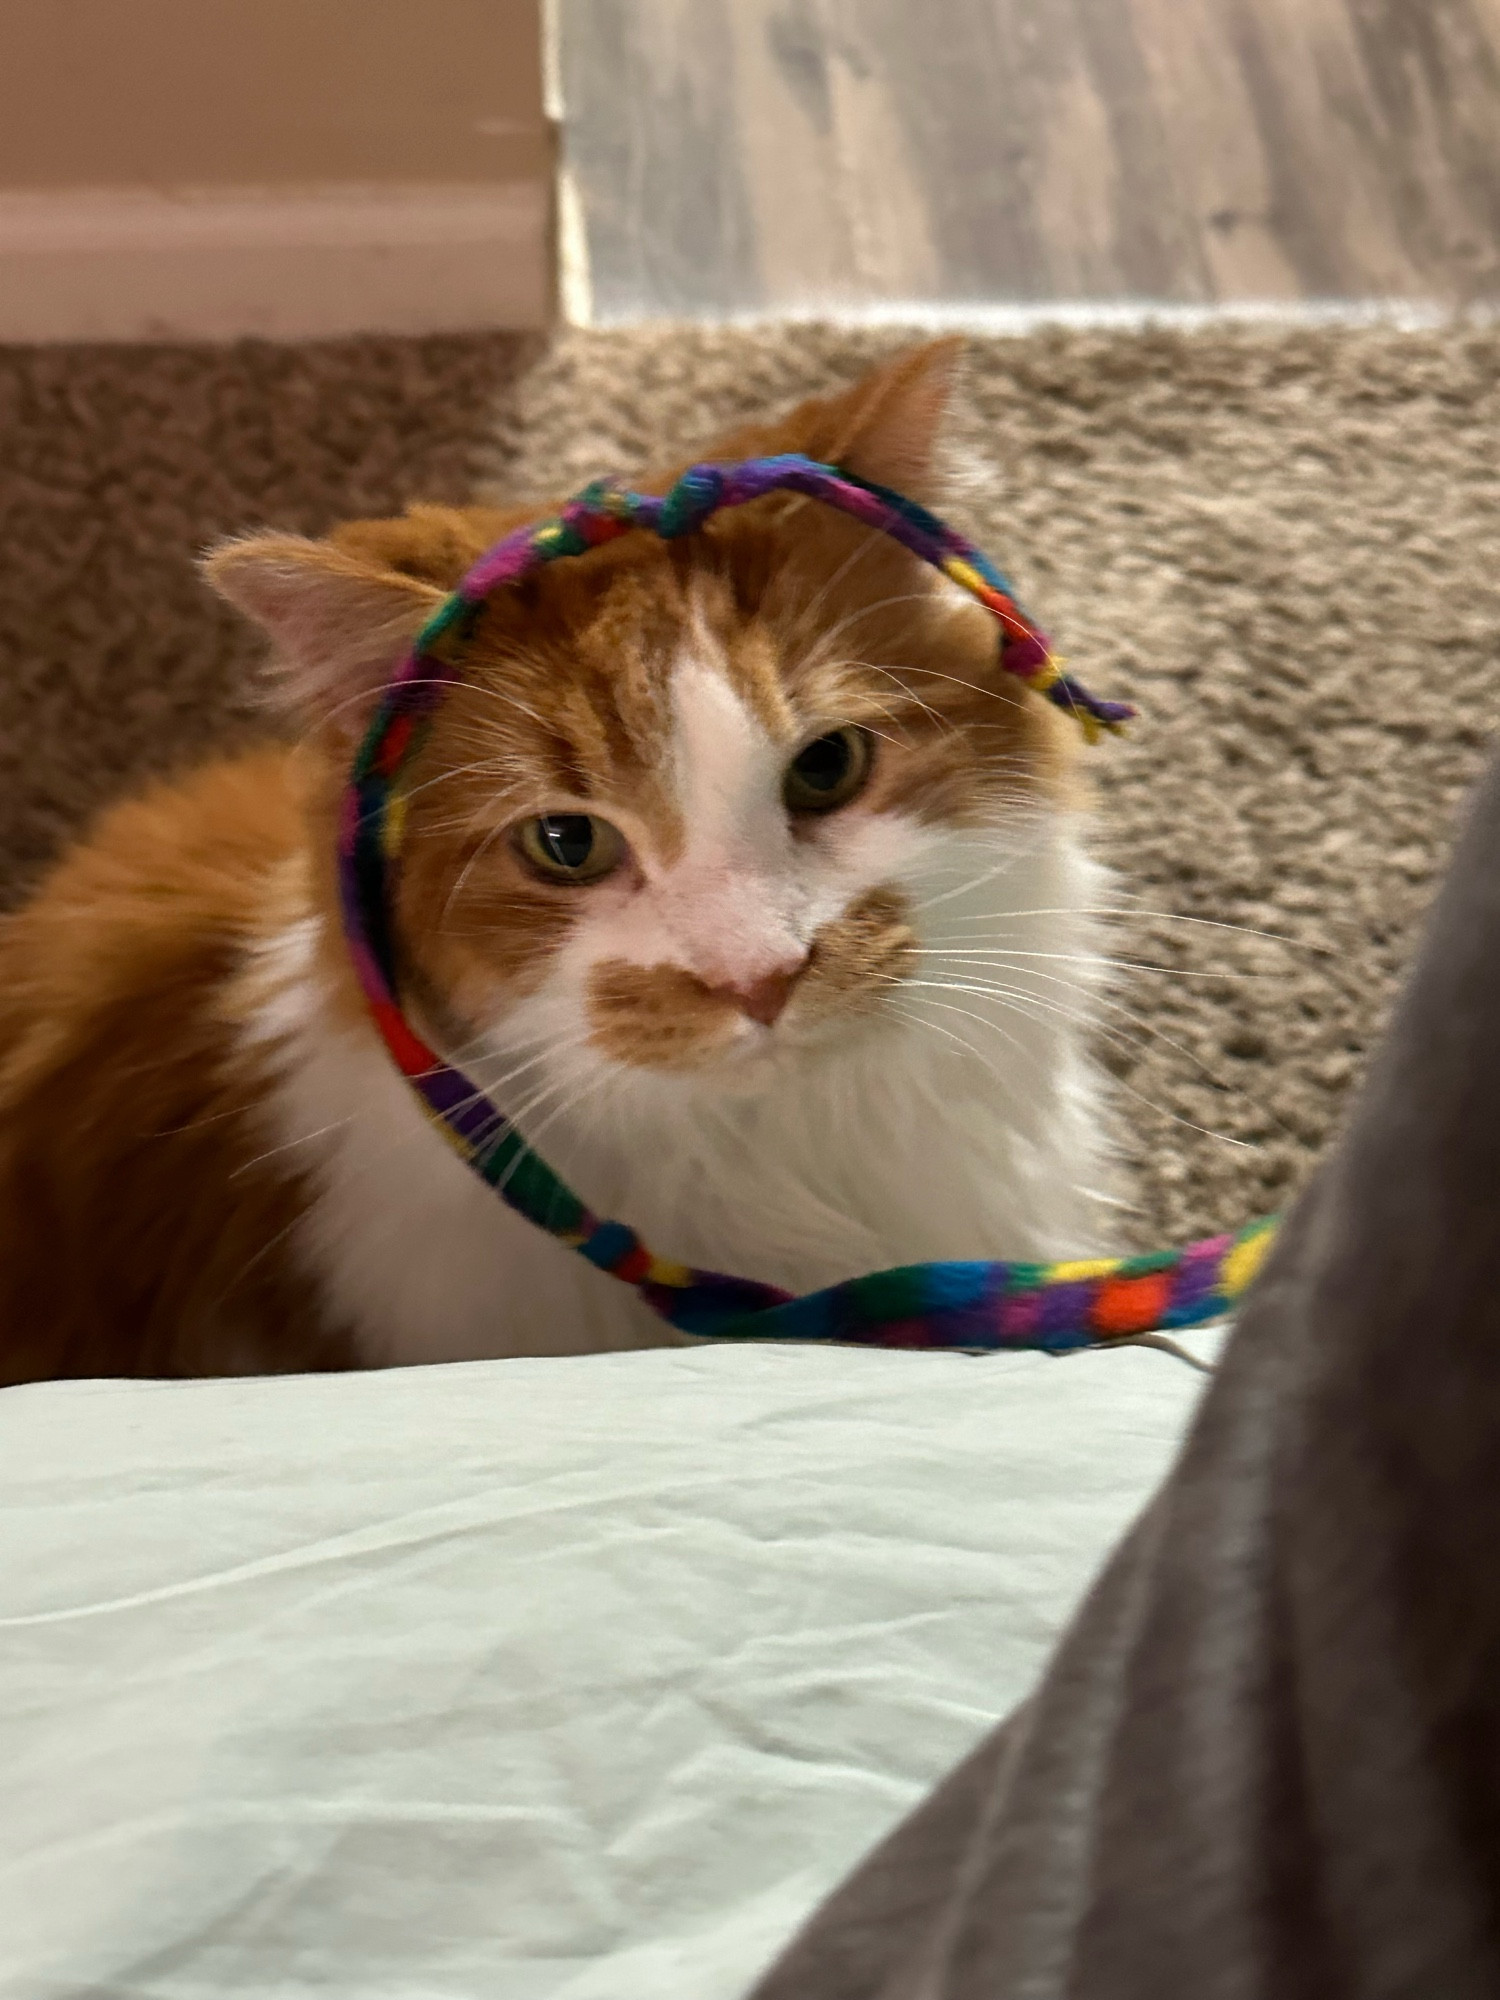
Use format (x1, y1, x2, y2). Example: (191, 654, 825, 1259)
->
(514, 813, 627, 884)
(782, 726, 873, 815)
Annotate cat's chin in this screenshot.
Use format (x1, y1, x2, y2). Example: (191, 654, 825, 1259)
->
(633, 1002, 898, 1100)
(682, 1032, 791, 1098)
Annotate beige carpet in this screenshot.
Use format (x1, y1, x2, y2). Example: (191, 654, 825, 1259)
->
(3, 322, 1498, 1251)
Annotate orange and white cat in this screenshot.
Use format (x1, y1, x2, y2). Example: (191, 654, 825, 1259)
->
(0, 340, 1114, 1384)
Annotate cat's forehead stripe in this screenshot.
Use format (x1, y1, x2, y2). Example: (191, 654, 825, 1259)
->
(452, 563, 806, 830)
(668, 655, 777, 848)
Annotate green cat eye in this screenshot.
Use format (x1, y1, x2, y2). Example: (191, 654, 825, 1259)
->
(515, 813, 627, 884)
(782, 726, 873, 814)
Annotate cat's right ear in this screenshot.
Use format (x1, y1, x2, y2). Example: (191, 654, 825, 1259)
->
(202, 533, 445, 735)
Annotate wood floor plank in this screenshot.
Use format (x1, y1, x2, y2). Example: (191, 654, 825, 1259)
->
(723, 0, 866, 304)
(559, 0, 763, 314)
(558, 0, 1500, 316)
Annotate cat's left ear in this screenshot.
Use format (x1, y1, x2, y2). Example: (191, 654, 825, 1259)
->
(203, 533, 444, 735)
(738, 336, 965, 502)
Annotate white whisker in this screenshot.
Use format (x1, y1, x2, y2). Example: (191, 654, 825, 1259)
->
(927, 904, 1316, 948)
(925, 947, 1284, 981)
(228, 1115, 354, 1182)
(907, 965, 1264, 1146)
(905, 974, 1253, 1150)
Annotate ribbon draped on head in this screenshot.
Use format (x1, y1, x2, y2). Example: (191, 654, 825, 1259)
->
(336, 453, 1275, 1354)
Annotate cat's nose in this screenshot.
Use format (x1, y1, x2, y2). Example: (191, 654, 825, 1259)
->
(706, 959, 807, 1027)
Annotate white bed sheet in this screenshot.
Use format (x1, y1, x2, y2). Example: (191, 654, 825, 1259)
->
(0, 1339, 1220, 2000)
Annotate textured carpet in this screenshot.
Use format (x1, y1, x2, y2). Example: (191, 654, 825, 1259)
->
(0, 335, 538, 896)
(3, 322, 1498, 1251)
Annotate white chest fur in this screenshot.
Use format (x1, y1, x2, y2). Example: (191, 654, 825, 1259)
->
(242, 818, 1113, 1370)
(244, 919, 669, 1365)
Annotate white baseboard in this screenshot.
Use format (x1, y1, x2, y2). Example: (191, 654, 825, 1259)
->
(0, 182, 553, 341)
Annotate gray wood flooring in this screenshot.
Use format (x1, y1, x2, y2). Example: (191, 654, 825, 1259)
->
(557, 0, 1500, 318)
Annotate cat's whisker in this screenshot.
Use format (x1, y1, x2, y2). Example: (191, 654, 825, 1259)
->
(882, 998, 1022, 1098)
(437, 1018, 561, 1066)
(458, 1042, 590, 1106)
(902, 974, 1101, 1055)
(209, 1039, 591, 1310)
(251, 1034, 590, 1203)
(913, 848, 1045, 916)
(448, 682, 555, 734)
(816, 657, 950, 734)
(144, 1105, 244, 1141)
(305, 674, 555, 742)
(450, 1023, 596, 1096)
(790, 582, 941, 668)
(908, 966, 1269, 1147)
(482, 1066, 620, 1205)
(907, 976, 1154, 1091)
(209, 1209, 320, 1315)
(496, 1069, 616, 1194)
(778, 527, 895, 654)
(316, 1027, 597, 1170)
(886, 974, 1054, 1064)
(866, 657, 1058, 718)
(228, 1115, 355, 1182)
(814, 680, 934, 740)
(926, 905, 1319, 949)
(478, 1071, 572, 1143)
(303, 674, 450, 737)
(854, 721, 906, 752)
(924, 946, 1286, 981)
(917, 959, 1200, 1069)
(441, 819, 517, 925)
(905, 974, 1255, 1150)
(391, 755, 521, 808)
(891, 987, 1064, 1100)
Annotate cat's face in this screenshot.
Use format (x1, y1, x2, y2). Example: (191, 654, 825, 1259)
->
(208, 341, 1074, 1093)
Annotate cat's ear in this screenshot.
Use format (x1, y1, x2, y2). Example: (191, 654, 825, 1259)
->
(203, 533, 445, 732)
(755, 336, 964, 500)
(328, 502, 528, 590)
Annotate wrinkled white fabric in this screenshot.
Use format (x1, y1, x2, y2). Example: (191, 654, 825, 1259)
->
(0, 1339, 1221, 1999)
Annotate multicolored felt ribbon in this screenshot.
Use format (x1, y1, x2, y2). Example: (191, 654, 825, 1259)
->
(337, 453, 1276, 1353)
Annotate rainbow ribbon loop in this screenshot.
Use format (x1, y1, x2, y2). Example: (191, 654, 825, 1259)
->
(338, 453, 1274, 1357)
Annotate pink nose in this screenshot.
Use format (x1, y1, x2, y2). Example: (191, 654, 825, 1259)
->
(704, 960, 806, 1027)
